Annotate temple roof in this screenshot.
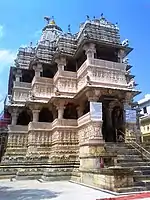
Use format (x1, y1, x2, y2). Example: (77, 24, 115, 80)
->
(12, 15, 131, 67)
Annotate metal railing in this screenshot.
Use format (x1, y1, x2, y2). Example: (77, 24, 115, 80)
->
(118, 130, 150, 160)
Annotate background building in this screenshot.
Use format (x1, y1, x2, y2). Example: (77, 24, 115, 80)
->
(138, 94, 150, 142)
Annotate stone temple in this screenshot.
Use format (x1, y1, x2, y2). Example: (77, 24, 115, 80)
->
(1, 15, 148, 192)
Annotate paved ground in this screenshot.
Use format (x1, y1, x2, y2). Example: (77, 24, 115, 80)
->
(0, 179, 115, 200)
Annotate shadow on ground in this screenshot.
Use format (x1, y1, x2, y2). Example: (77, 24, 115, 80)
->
(0, 186, 61, 200)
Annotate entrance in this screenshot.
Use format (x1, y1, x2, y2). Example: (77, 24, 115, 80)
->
(102, 100, 124, 143)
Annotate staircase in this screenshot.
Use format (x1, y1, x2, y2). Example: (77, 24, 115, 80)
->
(105, 142, 150, 192)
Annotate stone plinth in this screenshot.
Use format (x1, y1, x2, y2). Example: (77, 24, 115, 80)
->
(80, 167, 134, 192)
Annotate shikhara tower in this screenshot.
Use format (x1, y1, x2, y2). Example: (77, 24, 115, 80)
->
(1, 15, 141, 191)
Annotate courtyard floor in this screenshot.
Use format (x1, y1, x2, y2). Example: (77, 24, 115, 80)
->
(0, 179, 115, 200)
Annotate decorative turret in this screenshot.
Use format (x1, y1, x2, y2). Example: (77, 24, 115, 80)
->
(39, 16, 63, 44)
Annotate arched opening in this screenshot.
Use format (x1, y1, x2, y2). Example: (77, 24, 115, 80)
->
(65, 58, 76, 72)
(39, 108, 53, 122)
(17, 109, 32, 125)
(64, 103, 77, 119)
(76, 51, 87, 71)
(42, 63, 58, 78)
(22, 69, 35, 83)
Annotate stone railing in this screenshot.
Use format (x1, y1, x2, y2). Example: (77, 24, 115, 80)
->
(32, 76, 53, 86)
(77, 58, 127, 90)
(54, 70, 77, 95)
(31, 76, 54, 99)
(54, 70, 77, 81)
(88, 58, 126, 71)
(78, 112, 91, 127)
(8, 125, 28, 133)
(13, 89, 30, 102)
(28, 122, 52, 131)
(77, 61, 88, 78)
(13, 81, 31, 89)
(52, 119, 78, 128)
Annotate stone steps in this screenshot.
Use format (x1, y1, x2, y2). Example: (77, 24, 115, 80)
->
(118, 162, 150, 167)
(116, 186, 146, 193)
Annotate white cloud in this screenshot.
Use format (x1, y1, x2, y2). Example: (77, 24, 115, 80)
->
(0, 49, 16, 73)
(0, 25, 4, 39)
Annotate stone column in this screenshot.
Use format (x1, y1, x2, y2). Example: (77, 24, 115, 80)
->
(32, 110, 40, 122)
(15, 69, 22, 82)
(83, 43, 96, 60)
(57, 104, 65, 119)
(55, 56, 66, 71)
(11, 109, 19, 125)
(33, 63, 43, 77)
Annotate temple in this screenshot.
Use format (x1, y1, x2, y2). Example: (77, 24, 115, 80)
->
(0, 15, 146, 192)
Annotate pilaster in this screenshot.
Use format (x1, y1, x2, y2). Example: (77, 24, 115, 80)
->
(83, 43, 96, 60)
(15, 69, 22, 82)
(10, 108, 19, 125)
(33, 63, 43, 77)
(55, 56, 66, 71)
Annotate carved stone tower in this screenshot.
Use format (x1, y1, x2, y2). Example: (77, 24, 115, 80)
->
(0, 15, 141, 191)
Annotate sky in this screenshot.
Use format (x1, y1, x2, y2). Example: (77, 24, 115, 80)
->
(0, 0, 150, 111)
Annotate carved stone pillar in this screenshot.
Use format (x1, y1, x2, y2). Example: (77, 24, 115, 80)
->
(86, 90, 100, 103)
(55, 56, 66, 71)
(11, 109, 19, 125)
(54, 100, 66, 119)
(15, 69, 22, 82)
(33, 63, 43, 77)
(32, 110, 40, 122)
(83, 43, 96, 60)
(57, 106, 65, 119)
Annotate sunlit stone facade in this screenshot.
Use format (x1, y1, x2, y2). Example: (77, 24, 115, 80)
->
(1, 15, 140, 190)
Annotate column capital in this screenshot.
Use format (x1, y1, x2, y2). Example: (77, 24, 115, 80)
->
(55, 56, 66, 70)
(86, 90, 100, 102)
(28, 104, 41, 111)
(33, 63, 43, 71)
(53, 99, 67, 109)
(83, 43, 96, 52)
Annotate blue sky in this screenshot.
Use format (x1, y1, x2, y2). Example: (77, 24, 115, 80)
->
(0, 0, 150, 111)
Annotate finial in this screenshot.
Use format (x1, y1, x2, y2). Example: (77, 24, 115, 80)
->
(101, 13, 104, 18)
(86, 15, 90, 20)
(68, 24, 71, 33)
(44, 16, 50, 24)
(50, 16, 56, 25)
(30, 42, 32, 47)
(93, 16, 96, 19)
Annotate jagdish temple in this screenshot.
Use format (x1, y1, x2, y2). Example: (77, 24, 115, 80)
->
(1, 15, 149, 192)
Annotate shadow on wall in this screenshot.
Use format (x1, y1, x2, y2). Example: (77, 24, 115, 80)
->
(0, 186, 61, 200)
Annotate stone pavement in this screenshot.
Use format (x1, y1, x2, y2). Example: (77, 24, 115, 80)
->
(0, 179, 115, 200)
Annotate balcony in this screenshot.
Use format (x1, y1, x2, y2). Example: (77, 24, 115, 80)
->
(13, 81, 31, 89)
(77, 58, 127, 91)
(52, 119, 78, 128)
(8, 125, 28, 133)
(13, 89, 30, 102)
(28, 122, 52, 131)
(31, 76, 54, 99)
(54, 70, 77, 96)
(78, 112, 91, 127)
(12, 81, 31, 103)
